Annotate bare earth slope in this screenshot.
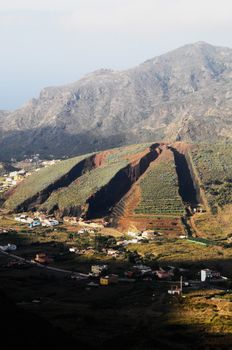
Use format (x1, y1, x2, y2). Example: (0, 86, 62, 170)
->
(1, 42, 232, 160)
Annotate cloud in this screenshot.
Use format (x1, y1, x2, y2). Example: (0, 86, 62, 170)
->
(0, 0, 77, 12)
(58, 0, 232, 35)
(2, 0, 232, 38)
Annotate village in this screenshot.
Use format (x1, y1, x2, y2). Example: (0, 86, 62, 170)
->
(0, 211, 230, 297)
(0, 155, 61, 194)
(1, 208, 232, 349)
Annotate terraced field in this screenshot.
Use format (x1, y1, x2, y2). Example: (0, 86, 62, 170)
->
(115, 149, 185, 234)
(41, 143, 156, 215)
(190, 144, 232, 210)
(7, 142, 232, 237)
(134, 151, 185, 216)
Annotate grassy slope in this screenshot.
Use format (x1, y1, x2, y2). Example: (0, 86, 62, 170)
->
(190, 144, 232, 210)
(41, 143, 151, 211)
(41, 161, 128, 211)
(4, 154, 92, 210)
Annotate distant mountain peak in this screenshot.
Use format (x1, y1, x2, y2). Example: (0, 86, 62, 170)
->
(1, 42, 232, 161)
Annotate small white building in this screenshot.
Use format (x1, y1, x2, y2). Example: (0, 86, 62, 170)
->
(142, 230, 156, 240)
(69, 247, 77, 253)
(127, 231, 140, 238)
(9, 171, 18, 178)
(41, 219, 59, 227)
(168, 286, 182, 295)
(201, 269, 221, 281)
(91, 264, 108, 276)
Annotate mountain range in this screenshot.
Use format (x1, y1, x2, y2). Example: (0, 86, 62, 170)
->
(1, 41, 232, 161)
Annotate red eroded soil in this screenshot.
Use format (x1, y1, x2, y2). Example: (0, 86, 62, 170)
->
(93, 149, 114, 167)
(170, 141, 192, 155)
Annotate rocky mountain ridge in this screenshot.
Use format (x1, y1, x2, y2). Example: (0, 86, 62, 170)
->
(1, 41, 232, 160)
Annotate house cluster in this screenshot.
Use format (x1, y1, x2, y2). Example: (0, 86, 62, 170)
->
(15, 214, 59, 228)
(88, 265, 120, 286)
(123, 265, 177, 280)
(86, 262, 227, 290)
(63, 216, 107, 229)
(69, 246, 97, 255)
(0, 169, 28, 192)
(86, 263, 177, 287)
(41, 159, 61, 167)
(22, 154, 41, 164)
(116, 230, 163, 246)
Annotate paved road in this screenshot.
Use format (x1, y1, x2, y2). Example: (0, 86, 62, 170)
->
(0, 249, 89, 279)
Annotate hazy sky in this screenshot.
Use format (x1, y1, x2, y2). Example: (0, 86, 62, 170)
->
(1, 0, 232, 110)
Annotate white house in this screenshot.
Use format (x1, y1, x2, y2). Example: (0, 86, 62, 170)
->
(200, 269, 221, 282)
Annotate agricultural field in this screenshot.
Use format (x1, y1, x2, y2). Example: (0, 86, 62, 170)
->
(2, 143, 154, 215)
(134, 152, 185, 216)
(190, 144, 232, 211)
(3, 153, 93, 211)
(40, 144, 155, 213)
(104, 142, 152, 164)
(41, 161, 128, 212)
(192, 204, 232, 241)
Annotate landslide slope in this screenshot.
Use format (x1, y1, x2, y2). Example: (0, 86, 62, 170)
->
(1, 42, 232, 161)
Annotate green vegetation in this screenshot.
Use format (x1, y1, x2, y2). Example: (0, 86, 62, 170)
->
(41, 161, 128, 211)
(134, 157, 185, 215)
(190, 144, 232, 210)
(105, 143, 151, 164)
(3, 143, 153, 213)
(39, 143, 153, 212)
(4, 154, 92, 210)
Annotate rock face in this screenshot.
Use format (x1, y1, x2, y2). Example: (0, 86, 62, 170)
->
(1, 41, 232, 160)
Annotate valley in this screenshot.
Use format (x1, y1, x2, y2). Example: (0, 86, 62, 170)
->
(1, 141, 232, 348)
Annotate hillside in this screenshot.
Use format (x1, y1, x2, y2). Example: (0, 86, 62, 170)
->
(189, 144, 232, 212)
(3, 141, 232, 234)
(4, 153, 95, 211)
(1, 42, 232, 160)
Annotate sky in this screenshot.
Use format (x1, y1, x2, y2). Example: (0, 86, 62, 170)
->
(1, 0, 232, 110)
